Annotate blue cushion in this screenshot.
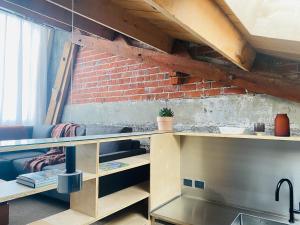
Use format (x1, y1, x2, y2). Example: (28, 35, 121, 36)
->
(13, 158, 65, 175)
(1, 151, 43, 161)
(100, 149, 146, 163)
(32, 125, 54, 139)
(86, 126, 133, 155)
(75, 125, 86, 136)
(12, 157, 32, 175)
(32, 125, 54, 152)
(42, 163, 65, 171)
(0, 158, 16, 180)
(11, 152, 46, 175)
(85, 125, 132, 135)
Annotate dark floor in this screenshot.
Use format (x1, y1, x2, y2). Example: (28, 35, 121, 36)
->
(9, 195, 68, 225)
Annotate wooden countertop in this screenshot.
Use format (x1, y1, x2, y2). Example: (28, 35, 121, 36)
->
(1, 130, 299, 153)
(174, 132, 300, 142)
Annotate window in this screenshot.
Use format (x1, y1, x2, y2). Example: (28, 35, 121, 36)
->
(224, 0, 300, 41)
(0, 10, 53, 125)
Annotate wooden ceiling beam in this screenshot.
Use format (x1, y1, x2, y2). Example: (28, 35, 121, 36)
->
(46, 0, 174, 53)
(0, 0, 67, 31)
(73, 33, 300, 103)
(2, 0, 115, 40)
(140, 0, 256, 71)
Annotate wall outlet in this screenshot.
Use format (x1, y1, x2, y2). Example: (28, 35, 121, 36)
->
(195, 180, 205, 189)
(183, 179, 193, 187)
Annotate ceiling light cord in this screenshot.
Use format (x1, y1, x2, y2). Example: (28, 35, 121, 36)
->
(70, 0, 74, 123)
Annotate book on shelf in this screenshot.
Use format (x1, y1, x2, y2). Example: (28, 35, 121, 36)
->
(100, 161, 129, 171)
(16, 169, 63, 188)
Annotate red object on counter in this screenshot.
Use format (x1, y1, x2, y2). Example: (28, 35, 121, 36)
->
(275, 114, 290, 137)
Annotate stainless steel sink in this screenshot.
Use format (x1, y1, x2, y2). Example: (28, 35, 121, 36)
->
(231, 213, 288, 225)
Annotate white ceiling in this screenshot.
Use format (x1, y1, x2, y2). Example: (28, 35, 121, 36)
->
(219, 0, 300, 61)
(225, 0, 300, 41)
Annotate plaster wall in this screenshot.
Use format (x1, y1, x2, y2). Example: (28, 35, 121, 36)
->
(63, 94, 300, 134)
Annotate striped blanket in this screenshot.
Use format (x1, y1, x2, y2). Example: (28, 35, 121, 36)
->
(24, 123, 79, 172)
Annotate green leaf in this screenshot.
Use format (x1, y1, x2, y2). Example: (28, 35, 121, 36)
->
(159, 107, 174, 117)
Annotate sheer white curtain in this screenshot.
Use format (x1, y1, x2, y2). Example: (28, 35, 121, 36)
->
(0, 11, 52, 125)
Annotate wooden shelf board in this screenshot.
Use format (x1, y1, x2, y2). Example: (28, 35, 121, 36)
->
(99, 153, 150, 177)
(0, 172, 96, 202)
(98, 182, 150, 220)
(175, 132, 300, 142)
(28, 209, 96, 225)
(102, 211, 149, 225)
(28, 182, 149, 225)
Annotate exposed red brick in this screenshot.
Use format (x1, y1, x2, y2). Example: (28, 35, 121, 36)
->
(186, 77, 203, 83)
(211, 81, 231, 89)
(223, 87, 246, 95)
(197, 82, 211, 89)
(168, 92, 184, 99)
(124, 89, 145, 95)
(159, 80, 173, 87)
(147, 87, 164, 94)
(141, 95, 153, 101)
(204, 89, 221, 97)
(128, 95, 143, 101)
(180, 84, 196, 91)
(69, 47, 254, 104)
(144, 81, 159, 87)
(185, 91, 203, 98)
(154, 93, 168, 99)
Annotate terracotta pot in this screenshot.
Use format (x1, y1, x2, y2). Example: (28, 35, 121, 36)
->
(157, 117, 173, 131)
(275, 114, 290, 137)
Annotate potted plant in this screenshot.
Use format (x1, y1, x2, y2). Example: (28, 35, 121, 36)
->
(157, 107, 174, 131)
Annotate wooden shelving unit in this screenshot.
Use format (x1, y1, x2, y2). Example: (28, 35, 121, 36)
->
(103, 211, 150, 225)
(98, 182, 149, 219)
(0, 172, 96, 202)
(99, 153, 150, 177)
(29, 182, 150, 225)
(0, 132, 179, 224)
(29, 209, 96, 225)
(101, 206, 150, 225)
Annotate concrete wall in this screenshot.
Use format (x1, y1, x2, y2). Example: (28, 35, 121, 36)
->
(63, 94, 300, 134)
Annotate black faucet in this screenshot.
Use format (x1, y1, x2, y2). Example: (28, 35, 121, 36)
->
(275, 178, 300, 223)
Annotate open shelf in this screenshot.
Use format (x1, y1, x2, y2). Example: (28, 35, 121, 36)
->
(102, 211, 149, 225)
(99, 153, 150, 177)
(31, 200, 150, 225)
(98, 181, 150, 220)
(29, 209, 96, 225)
(100, 200, 149, 225)
(0, 172, 96, 202)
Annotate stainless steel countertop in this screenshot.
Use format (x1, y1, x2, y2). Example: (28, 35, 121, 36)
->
(151, 195, 300, 225)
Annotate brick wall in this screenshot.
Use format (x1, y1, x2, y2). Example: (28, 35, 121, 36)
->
(68, 47, 246, 104)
